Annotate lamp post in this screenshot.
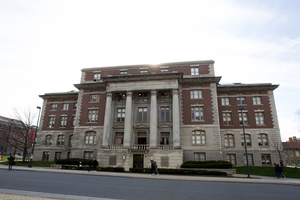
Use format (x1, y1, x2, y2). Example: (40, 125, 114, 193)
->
(29, 106, 41, 167)
(240, 107, 250, 178)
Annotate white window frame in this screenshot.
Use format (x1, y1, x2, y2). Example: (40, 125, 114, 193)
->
(190, 90, 202, 99)
(192, 130, 206, 145)
(87, 109, 98, 122)
(221, 97, 230, 106)
(191, 106, 204, 121)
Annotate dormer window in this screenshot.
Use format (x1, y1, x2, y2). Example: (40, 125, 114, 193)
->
(191, 66, 199, 75)
(161, 67, 169, 72)
(94, 73, 101, 81)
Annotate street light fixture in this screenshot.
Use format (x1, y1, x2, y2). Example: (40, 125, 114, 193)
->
(240, 107, 250, 178)
(29, 106, 41, 168)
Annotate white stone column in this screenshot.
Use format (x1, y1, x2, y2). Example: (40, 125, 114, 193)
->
(172, 89, 181, 149)
(102, 92, 112, 148)
(150, 90, 157, 149)
(123, 91, 133, 149)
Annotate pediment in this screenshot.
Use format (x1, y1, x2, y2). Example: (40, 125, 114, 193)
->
(134, 123, 149, 129)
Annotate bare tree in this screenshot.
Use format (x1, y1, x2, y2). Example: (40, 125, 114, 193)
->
(4, 107, 37, 161)
(270, 135, 284, 167)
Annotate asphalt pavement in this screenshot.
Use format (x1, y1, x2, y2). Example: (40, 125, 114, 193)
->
(0, 164, 299, 200)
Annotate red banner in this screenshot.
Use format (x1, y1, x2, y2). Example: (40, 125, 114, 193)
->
(30, 130, 36, 140)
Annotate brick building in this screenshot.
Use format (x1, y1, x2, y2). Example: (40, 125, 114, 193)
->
(34, 60, 281, 170)
(283, 136, 300, 166)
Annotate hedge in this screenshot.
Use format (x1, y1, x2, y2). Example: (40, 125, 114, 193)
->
(181, 160, 232, 169)
(61, 165, 125, 172)
(55, 158, 90, 165)
(129, 168, 227, 176)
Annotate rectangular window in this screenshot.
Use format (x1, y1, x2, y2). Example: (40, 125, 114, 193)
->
(161, 68, 168, 72)
(296, 151, 300, 157)
(221, 97, 230, 105)
(223, 112, 232, 125)
(51, 104, 57, 110)
(253, 96, 262, 105)
(88, 109, 98, 122)
(161, 107, 170, 121)
(261, 154, 271, 165)
(192, 130, 206, 145)
(237, 97, 246, 105)
(190, 90, 202, 99)
(239, 112, 248, 125)
(54, 152, 62, 161)
(62, 103, 69, 110)
(138, 108, 147, 122)
(290, 151, 294, 156)
(138, 92, 148, 102)
(42, 152, 49, 161)
(90, 94, 100, 102)
(85, 132, 96, 144)
(117, 108, 125, 122)
(160, 132, 170, 145)
(244, 154, 254, 165)
(115, 132, 124, 145)
(191, 106, 204, 121)
(255, 112, 265, 125)
(194, 153, 206, 161)
(60, 116, 67, 127)
(84, 151, 93, 159)
(74, 101, 77, 109)
(291, 160, 295, 165)
(140, 69, 147, 73)
(191, 67, 199, 75)
(45, 135, 52, 145)
(120, 70, 127, 74)
(94, 73, 101, 81)
(48, 117, 55, 128)
(227, 154, 236, 165)
(72, 116, 75, 127)
(160, 91, 170, 101)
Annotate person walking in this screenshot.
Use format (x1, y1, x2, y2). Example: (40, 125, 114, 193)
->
(88, 158, 93, 172)
(277, 164, 285, 178)
(8, 155, 15, 170)
(150, 160, 155, 176)
(93, 159, 98, 171)
(154, 161, 159, 176)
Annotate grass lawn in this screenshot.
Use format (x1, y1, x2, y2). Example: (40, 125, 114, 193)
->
(235, 166, 300, 179)
(0, 161, 55, 167)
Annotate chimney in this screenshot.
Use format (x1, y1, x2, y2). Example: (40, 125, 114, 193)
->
(289, 137, 293, 142)
(293, 136, 297, 142)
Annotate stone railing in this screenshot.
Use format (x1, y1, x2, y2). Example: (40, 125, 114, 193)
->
(108, 144, 124, 149)
(130, 145, 149, 150)
(157, 145, 173, 150)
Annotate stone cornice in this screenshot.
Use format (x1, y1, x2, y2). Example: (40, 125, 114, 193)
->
(73, 82, 106, 89)
(81, 60, 215, 72)
(217, 83, 279, 92)
(102, 72, 183, 83)
(182, 76, 221, 84)
(39, 91, 78, 99)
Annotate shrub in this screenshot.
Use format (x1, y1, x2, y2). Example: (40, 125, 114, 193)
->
(61, 165, 125, 172)
(181, 160, 232, 169)
(55, 158, 89, 165)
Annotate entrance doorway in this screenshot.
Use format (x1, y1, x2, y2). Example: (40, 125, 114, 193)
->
(133, 154, 144, 168)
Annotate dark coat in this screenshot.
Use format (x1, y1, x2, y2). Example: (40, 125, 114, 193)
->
(8, 156, 15, 164)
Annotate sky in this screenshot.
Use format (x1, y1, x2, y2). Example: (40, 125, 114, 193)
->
(0, 0, 299, 141)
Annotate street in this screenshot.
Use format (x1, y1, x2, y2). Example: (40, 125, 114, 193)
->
(0, 169, 298, 200)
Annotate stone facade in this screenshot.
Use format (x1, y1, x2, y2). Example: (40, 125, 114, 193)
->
(34, 60, 282, 170)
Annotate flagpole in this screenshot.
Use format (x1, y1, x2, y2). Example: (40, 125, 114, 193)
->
(28, 106, 41, 167)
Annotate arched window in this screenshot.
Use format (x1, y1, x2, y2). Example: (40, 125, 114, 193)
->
(45, 135, 52, 145)
(192, 130, 206, 145)
(69, 134, 73, 146)
(57, 135, 65, 145)
(85, 131, 96, 144)
(241, 134, 251, 147)
(224, 134, 235, 147)
(258, 133, 268, 146)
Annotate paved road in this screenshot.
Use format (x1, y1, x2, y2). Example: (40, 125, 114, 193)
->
(0, 169, 299, 200)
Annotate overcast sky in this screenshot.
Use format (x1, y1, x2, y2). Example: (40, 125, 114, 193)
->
(1, 0, 299, 141)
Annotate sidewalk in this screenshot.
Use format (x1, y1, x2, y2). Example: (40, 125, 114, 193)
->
(1, 164, 300, 186)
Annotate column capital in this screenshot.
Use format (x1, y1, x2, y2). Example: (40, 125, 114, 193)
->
(106, 92, 113, 97)
(126, 91, 132, 97)
(172, 89, 179, 95)
(151, 90, 157, 96)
